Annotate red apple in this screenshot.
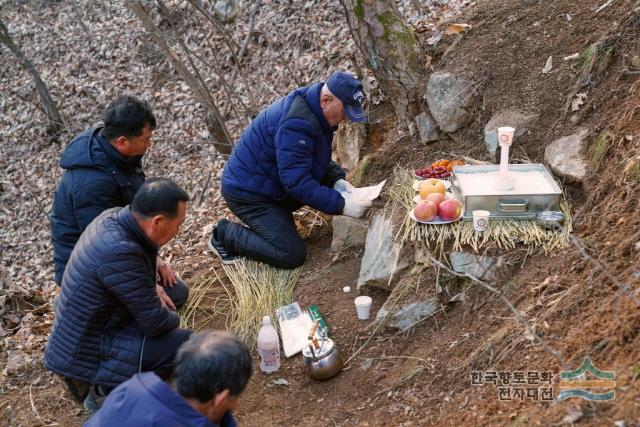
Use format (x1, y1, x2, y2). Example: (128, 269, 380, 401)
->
(425, 192, 446, 206)
(438, 199, 462, 221)
(419, 178, 446, 199)
(413, 201, 438, 222)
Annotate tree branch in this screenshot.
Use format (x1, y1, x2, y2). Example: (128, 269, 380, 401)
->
(0, 16, 64, 140)
(128, 0, 233, 154)
(237, 0, 262, 62)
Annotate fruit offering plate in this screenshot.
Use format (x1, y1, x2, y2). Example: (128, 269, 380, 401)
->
(414, 172, 451, 180)
(414, 159, 465, 180)
(412, 179, 451, 191)
(413, 192, 455, 204)
(408, 208, 464, 225)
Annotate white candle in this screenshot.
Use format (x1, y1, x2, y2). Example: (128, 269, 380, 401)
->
(497, 126, 515, 177)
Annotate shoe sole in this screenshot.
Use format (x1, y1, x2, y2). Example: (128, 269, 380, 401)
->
(208, 239, 237, 265)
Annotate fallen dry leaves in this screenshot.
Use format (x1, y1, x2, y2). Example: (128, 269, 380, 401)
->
(0, 0, 470, 380)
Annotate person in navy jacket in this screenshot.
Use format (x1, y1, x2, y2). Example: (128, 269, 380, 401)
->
(45, 178, 192, 412)
(84, 330, 252, 427)
(210, 71, 372, 267)
(50, 96, 178, 288)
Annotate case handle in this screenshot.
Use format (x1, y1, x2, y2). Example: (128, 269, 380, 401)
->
(497, 199, 529, 212)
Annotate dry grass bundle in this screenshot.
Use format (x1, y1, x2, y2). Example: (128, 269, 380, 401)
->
(386, 165, 415, 211)
(179, 277, 230, 330)
(402, 217, 569, 254)
(563, 40, 614, 116)
(590, 131, 611, 170)
(218, 259, 302, 348)
(576, 41, 614, 84)
(351, 154, 371, 187)
(388, 167, 571, 254)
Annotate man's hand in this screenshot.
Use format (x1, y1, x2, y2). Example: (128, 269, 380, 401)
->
(157, 257, 177, 288)
(333, 179, 354, 194)
(156, 285, 176, 310)
(342, 194, 372, 218)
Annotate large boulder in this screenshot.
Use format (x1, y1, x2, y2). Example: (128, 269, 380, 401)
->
(449, 251, 497, 281)
(425, 72, 477, 133)
(331, 216, 368, 253)
(357, 213, 410, 291)
(544, 129, 589, 182)
(414, 112, 440, 143)
(376, 299, 438, 330)
(484, 110, 539, 154)
(332, 123, 364, 171)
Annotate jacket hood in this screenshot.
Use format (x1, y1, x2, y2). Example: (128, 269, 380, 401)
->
(305, 83, 334, 132)
(85, 372, 223, 427)
(60, 127, 143, 173)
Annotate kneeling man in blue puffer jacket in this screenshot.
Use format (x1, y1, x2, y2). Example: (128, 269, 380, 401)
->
(45, 177, 192, 412)
(210, 71, 372, 267)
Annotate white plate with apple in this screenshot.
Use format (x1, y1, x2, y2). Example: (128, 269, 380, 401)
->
(413, 192, 455, 204)
(409, 198, 464, 224)
(412, 178, 451, 192)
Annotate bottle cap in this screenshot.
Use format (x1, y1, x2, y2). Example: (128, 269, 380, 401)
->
(262, 315, 271, 324)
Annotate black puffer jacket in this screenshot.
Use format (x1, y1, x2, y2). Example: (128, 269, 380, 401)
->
(44, 207, 179, 388)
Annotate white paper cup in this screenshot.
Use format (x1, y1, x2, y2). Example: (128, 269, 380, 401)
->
(472, 210, 490, 232)
(497, 126, 515, 146)
(354, 296, 373, 320)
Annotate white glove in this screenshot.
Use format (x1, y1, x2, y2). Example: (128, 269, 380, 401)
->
(342, 195, 372, 218)
(333, 179, 355, 194)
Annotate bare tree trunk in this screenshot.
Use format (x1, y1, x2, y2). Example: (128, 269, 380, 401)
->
(340, 0, 426, 131)
(236, 0, 262, 62)
(127, 0, 233, 155)
(0, 17, 64, 140)
(186, 0, 258, 117)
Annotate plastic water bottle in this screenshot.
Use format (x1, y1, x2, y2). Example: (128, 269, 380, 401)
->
(257, 315, 280, 373)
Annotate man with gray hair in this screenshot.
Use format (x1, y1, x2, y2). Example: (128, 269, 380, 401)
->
(209, 71, 372, 269)
(85, 330, 253, 426)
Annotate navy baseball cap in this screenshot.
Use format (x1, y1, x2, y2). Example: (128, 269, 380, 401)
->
(326, 71, 366, 123)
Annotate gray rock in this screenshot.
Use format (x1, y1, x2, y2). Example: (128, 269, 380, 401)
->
(415, 112, 440, 142)
(484, 110, 539, 154)
(425, 72, 477, 133)
(357, 213, 410, 291)
(214, 0, 237, 22)
(332, 123, 364, 171)
(544, 128, 588, 182)
(331, 216, 368, 253)
(449, 251, 497, 281)
(376, 299, 438, 330)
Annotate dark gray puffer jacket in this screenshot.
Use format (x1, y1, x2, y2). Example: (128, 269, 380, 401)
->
(44, 206, 179, 387)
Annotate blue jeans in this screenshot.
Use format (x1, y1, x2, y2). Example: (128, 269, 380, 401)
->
(218, 192, 307, 269)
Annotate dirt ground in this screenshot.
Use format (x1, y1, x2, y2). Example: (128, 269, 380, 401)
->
(2, 0, 640, 426)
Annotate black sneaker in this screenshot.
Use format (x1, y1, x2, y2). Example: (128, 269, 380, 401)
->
(62, 377, 90, 403)
(208, 232, 237, 265)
